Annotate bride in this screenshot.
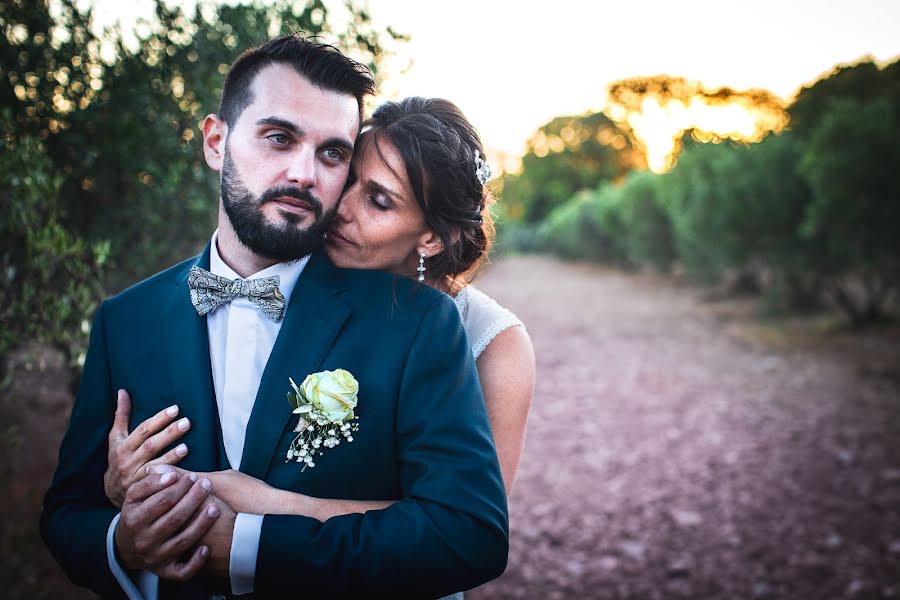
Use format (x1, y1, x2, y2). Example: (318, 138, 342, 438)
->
(105, 97, 535, 585)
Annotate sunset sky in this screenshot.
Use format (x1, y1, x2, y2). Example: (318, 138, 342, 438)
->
(85, 0, 900, 171)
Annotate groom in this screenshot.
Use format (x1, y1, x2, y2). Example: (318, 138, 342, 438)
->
(40, 34, 508, 598)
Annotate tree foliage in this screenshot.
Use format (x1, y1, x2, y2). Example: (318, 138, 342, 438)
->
(799, 96, 900, 321)
(518, 58, 899, 323)
(789, 59, 900, 139)
(500, 111, 642, 223)
(0, 114, 106, 374)
(606, 74, 788, 170)
(1, 0, 399, 368)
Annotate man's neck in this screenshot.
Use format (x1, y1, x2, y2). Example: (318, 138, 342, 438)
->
(216, 212, 279, 278)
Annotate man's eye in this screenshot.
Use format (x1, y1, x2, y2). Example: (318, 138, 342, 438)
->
(267, 133, 290, 145)
(323, 148, 346, 161)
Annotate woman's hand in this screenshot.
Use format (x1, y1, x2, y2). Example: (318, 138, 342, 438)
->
(104, 390, 192, 507)
(200, 469, 279, 514)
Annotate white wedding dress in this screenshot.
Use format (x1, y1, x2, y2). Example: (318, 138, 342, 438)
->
(453, 285, 524, 361)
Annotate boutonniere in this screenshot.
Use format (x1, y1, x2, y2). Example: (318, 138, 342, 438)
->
(286, 369, 360, 470)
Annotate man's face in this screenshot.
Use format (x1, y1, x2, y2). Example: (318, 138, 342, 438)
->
(218, 63, 359, 261)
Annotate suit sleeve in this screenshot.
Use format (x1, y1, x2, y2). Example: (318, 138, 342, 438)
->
(40, 302, 127, 598)
(255, 295, 509, 598)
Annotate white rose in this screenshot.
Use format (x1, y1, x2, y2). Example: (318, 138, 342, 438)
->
(301, 369, 358, 423)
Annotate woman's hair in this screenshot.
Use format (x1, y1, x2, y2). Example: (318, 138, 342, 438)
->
(363, 97, 495, 285)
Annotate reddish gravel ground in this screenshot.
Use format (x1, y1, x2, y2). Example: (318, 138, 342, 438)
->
(468, 256, 900, 600)
(3, 255, 899, 599)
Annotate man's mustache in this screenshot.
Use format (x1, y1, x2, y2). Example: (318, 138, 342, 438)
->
(260, 186, 323, 217)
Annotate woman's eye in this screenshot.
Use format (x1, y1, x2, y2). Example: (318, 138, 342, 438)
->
(267, 133, 289, 145)
(369, 193, 391, 210)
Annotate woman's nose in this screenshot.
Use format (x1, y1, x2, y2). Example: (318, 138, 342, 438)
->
(335, 185, 358, 222)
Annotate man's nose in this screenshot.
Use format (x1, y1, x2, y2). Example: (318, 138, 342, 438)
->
(286, 147, 317, 188)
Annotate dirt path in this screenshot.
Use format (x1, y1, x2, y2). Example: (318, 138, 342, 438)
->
(468, 256, 900, 599)
(4, 255, 899, 599)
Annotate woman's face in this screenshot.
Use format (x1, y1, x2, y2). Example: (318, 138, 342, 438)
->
(325, 135, 434, 277)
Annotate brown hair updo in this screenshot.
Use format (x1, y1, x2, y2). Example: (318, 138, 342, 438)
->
(363, 97, 495, 286)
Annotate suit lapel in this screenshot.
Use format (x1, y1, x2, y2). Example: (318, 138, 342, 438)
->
(162, 243, 221, 472)
(239, 252, 351, 478)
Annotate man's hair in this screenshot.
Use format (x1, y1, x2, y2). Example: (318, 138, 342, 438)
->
(218, 33, 376, 127)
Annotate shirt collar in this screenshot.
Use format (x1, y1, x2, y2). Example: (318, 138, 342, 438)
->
(209, 229, 310, 307)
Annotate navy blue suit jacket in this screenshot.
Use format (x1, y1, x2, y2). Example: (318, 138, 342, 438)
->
(40, 245, 509, 598)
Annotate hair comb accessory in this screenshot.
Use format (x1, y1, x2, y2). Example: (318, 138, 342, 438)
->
(474, 150, 493, 186)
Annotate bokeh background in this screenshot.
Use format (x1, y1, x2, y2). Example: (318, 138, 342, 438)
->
(2, 1, 899, 598)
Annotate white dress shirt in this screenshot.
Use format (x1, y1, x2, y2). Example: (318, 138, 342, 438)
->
(106, 230, 310, 598)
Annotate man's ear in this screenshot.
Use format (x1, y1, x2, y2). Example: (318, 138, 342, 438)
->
(202, 114, 228, 172)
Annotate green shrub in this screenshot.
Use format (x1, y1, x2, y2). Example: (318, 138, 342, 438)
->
(617, 170, 675, 273)
(0, 124, 106, 373)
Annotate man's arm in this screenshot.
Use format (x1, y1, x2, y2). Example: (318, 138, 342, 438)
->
(40, 303, 221, 596)
(253, 295, 509, 598)
(40, 302, 129, 597)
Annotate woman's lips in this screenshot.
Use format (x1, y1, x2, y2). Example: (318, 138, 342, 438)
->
(327, 228, 354, 247)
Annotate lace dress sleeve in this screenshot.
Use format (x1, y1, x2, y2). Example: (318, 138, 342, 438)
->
(454, 286, 525, 361)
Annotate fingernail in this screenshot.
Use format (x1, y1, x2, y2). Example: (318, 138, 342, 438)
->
(175, 443, 188, 457)
(207, 504, 219, 517)
(200, 478, 211, 491)
(188, 472, 198, 482)
(177, 418, 190, 431)
(200, 545, 210, 557)
(160, 472, 175, 484)
(166, 405, 179, 417)
(151, 464, 173, 474)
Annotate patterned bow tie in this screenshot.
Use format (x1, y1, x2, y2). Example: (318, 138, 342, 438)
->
(187, 265, 286, 322)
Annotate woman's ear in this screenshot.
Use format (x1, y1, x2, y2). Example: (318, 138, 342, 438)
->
(202, 114, 228, 172)
(416, 228, 446, 259)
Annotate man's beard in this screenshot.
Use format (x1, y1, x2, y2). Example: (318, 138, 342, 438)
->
(220, 151, 338, 262)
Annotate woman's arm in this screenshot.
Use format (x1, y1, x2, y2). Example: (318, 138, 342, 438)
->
(475, 325, 536, 495)
(198, 469, 394, 521)
(110, 340, 542, 523)
(105, 393, 396, 521)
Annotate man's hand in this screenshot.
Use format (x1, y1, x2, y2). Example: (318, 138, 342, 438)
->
(105, 390, 192, 507)
(114, 470, 221, 581)
(198, 494, 236, 579)
(144, 465, 239, 578)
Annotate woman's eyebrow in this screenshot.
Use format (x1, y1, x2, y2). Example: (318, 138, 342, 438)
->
(368, 179, 402, 200)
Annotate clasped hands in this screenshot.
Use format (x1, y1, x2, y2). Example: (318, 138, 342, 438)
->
(107, 390, 240, 581)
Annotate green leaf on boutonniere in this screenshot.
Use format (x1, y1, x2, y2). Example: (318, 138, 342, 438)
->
(287, 376, 305, 410)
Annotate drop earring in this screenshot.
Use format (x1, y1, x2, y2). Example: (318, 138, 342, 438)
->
(417, 252, 426, 282)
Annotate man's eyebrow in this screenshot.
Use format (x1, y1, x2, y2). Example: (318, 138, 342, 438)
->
(323, 137, 355, 156)
(256, 117, 301, 134)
